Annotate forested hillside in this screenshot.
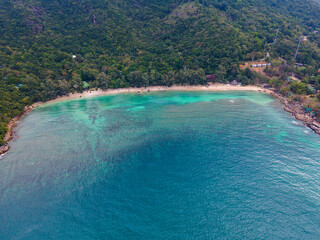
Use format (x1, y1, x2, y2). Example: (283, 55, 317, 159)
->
(1, 0, 320, 144)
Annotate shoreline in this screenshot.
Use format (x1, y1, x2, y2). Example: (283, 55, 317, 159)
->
(0, 105, 35, 157)
(0, 84, 318, 157)
(32, 84, 268, 107)
(269, 91, 320, 134)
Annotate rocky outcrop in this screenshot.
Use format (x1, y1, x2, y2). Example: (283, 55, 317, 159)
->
(284, 107, 294, 113)
(310, 122, 320, 134)
(269, 90, 320, 135)
(0, 106, 34, 157)
(0, 144, 10, 156)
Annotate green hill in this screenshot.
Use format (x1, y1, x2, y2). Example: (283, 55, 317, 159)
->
(1, 0, 320, 144)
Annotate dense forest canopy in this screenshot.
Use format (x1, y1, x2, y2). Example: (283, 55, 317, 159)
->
(1, 0, 320, 144)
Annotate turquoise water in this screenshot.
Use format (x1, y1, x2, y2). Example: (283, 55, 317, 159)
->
(1, 91, 320, 239)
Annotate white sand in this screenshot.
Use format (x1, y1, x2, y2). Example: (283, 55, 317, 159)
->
(33, 84, 270, 107)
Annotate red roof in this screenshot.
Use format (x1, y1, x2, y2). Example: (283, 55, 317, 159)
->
(206, 74, 215, 81)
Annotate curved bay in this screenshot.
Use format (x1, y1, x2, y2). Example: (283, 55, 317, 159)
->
(1, 91, 320, 239)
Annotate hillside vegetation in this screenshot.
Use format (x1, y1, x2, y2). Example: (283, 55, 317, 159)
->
(1, 0, 320, 144)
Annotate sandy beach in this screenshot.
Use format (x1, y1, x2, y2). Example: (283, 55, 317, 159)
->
(33, 84, 269, 107)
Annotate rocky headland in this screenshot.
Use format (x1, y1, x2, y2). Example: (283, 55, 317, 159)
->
(269, 91, 320, 134)
(0, 105, 35, 156)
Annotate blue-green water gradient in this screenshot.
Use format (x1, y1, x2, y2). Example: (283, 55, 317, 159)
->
(1, 91, 320, 239)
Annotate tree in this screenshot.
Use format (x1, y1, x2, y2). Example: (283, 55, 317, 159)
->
(149, 70, 163, 86)
(96, 72, 111, 89)
(215, 65, 227, 83)
(127, 71, 149, 87)
(162, 71, 177, 86)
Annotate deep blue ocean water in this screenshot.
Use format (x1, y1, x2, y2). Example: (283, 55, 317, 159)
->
(1, 91, 320, 239)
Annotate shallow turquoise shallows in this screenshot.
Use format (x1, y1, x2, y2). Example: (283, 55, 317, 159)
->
(1, 91, 320, 239)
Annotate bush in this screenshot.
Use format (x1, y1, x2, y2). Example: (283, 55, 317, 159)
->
(290, 81, 307, 95)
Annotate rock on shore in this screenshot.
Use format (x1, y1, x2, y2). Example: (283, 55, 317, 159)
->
(0, 106, 34, 156)
(270, 91, 320, 135)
